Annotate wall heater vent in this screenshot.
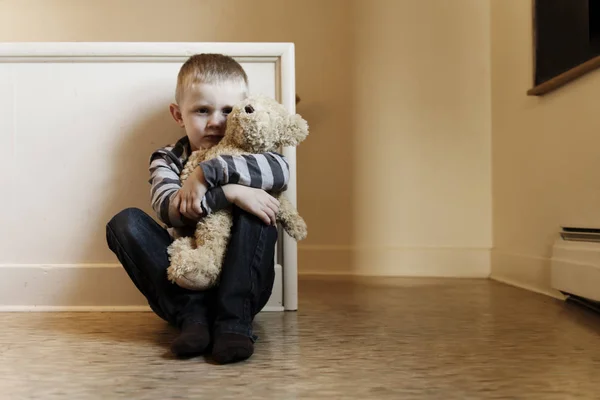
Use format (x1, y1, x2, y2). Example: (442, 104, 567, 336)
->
(551, 227, 600, 303)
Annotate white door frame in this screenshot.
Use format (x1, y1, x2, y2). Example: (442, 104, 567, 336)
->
(0, 42, 299, 311)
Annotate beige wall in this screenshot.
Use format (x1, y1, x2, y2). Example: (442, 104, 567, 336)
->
(491, 0, 600, 295)
(0, 0, 492, 276)
(347, 0, 491, 275)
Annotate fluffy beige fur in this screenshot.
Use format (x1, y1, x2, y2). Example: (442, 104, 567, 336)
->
(166, 95, 309, 291)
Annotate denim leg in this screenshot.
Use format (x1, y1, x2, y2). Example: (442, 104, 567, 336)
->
(105, 207, 214, 328)
(213, 206, 278, 340)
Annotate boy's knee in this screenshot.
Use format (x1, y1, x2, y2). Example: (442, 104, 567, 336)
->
(107, 207, 146, 236)
(234, 207, 278, 236)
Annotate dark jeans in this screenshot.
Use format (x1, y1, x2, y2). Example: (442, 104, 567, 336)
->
(105, 206, 278, 340)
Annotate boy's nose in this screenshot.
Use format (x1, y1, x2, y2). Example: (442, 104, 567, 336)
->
(207, 114, 225, 128)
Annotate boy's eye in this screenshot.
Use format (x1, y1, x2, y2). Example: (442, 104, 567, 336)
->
(222, 107, 233, 115)
(196, 107, 209, 114)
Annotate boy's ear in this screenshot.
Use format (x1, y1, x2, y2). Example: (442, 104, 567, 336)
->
(169, 103, 185, 128)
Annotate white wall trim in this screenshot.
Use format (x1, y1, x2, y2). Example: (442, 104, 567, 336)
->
(0, 264, 284, 312)
(0, 42, 294, 61)
(0, 305, 152, 312)
(0, 305, 284, 312)
(298, 245, 491, 277)
(277, 42, 298, 311)
(492, 275, 565, 300)
(490, 250, 565, 300)
(0, 41, 298, 312)
(299, 244, 491, 251)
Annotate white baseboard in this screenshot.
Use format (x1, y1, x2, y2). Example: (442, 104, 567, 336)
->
(0, 305, 152, 312)
(0, 246, 491, 311)
(0, 305, 285, 312)
(490, 251, 565, 300)
(299, 245, 491, 277)
(0, 264, 284, 312)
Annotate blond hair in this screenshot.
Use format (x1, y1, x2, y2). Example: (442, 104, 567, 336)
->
(175, 53, 249, 104)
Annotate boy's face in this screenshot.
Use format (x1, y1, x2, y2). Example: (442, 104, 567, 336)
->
(170, 81, 246, 151)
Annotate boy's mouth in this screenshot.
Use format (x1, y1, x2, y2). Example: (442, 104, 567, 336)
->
(205, 135, 223, 143)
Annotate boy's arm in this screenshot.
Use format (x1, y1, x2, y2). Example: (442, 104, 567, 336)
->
(198, 152, 290, 192)
(220, 184, 279, 225)
(149, 151, 195, 227)
(198, 186, 231, 215)
(149, 149, 233, 226)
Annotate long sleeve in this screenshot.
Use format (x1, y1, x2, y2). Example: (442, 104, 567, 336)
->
(200, 186, 231, 215)
(149, 144, 233, 226)
(149, 149, 192, 228)
(199, 152, 290, 192)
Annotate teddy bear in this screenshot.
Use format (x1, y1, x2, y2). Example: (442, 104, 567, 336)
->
(166, 94, 309, 291)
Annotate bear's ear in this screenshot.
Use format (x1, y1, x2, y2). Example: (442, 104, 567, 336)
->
(279, 113, 309, 147)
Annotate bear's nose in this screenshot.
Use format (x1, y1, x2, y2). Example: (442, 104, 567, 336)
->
(244, 105, 255, 114)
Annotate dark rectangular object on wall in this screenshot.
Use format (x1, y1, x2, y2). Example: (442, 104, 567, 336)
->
(534, 0, 599, 85)
(591, 0, 600, 51)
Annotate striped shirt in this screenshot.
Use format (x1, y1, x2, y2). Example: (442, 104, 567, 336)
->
(148, 136, 289, 236)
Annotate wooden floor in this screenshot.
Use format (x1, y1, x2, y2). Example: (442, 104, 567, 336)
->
(1, 277, 599, 399)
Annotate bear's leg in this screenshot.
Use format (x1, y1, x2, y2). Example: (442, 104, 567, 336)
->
(211, 206, 278, 364)
(276, 195, 308, 241)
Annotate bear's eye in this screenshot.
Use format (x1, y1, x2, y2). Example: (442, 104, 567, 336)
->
(244, 105, 255, 114)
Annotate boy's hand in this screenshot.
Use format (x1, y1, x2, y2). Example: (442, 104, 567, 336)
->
(175, 166, 207, 220)
(222, 185, 280, 225)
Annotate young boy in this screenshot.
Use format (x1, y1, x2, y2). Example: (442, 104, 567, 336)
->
(105, 53, 290, 364)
